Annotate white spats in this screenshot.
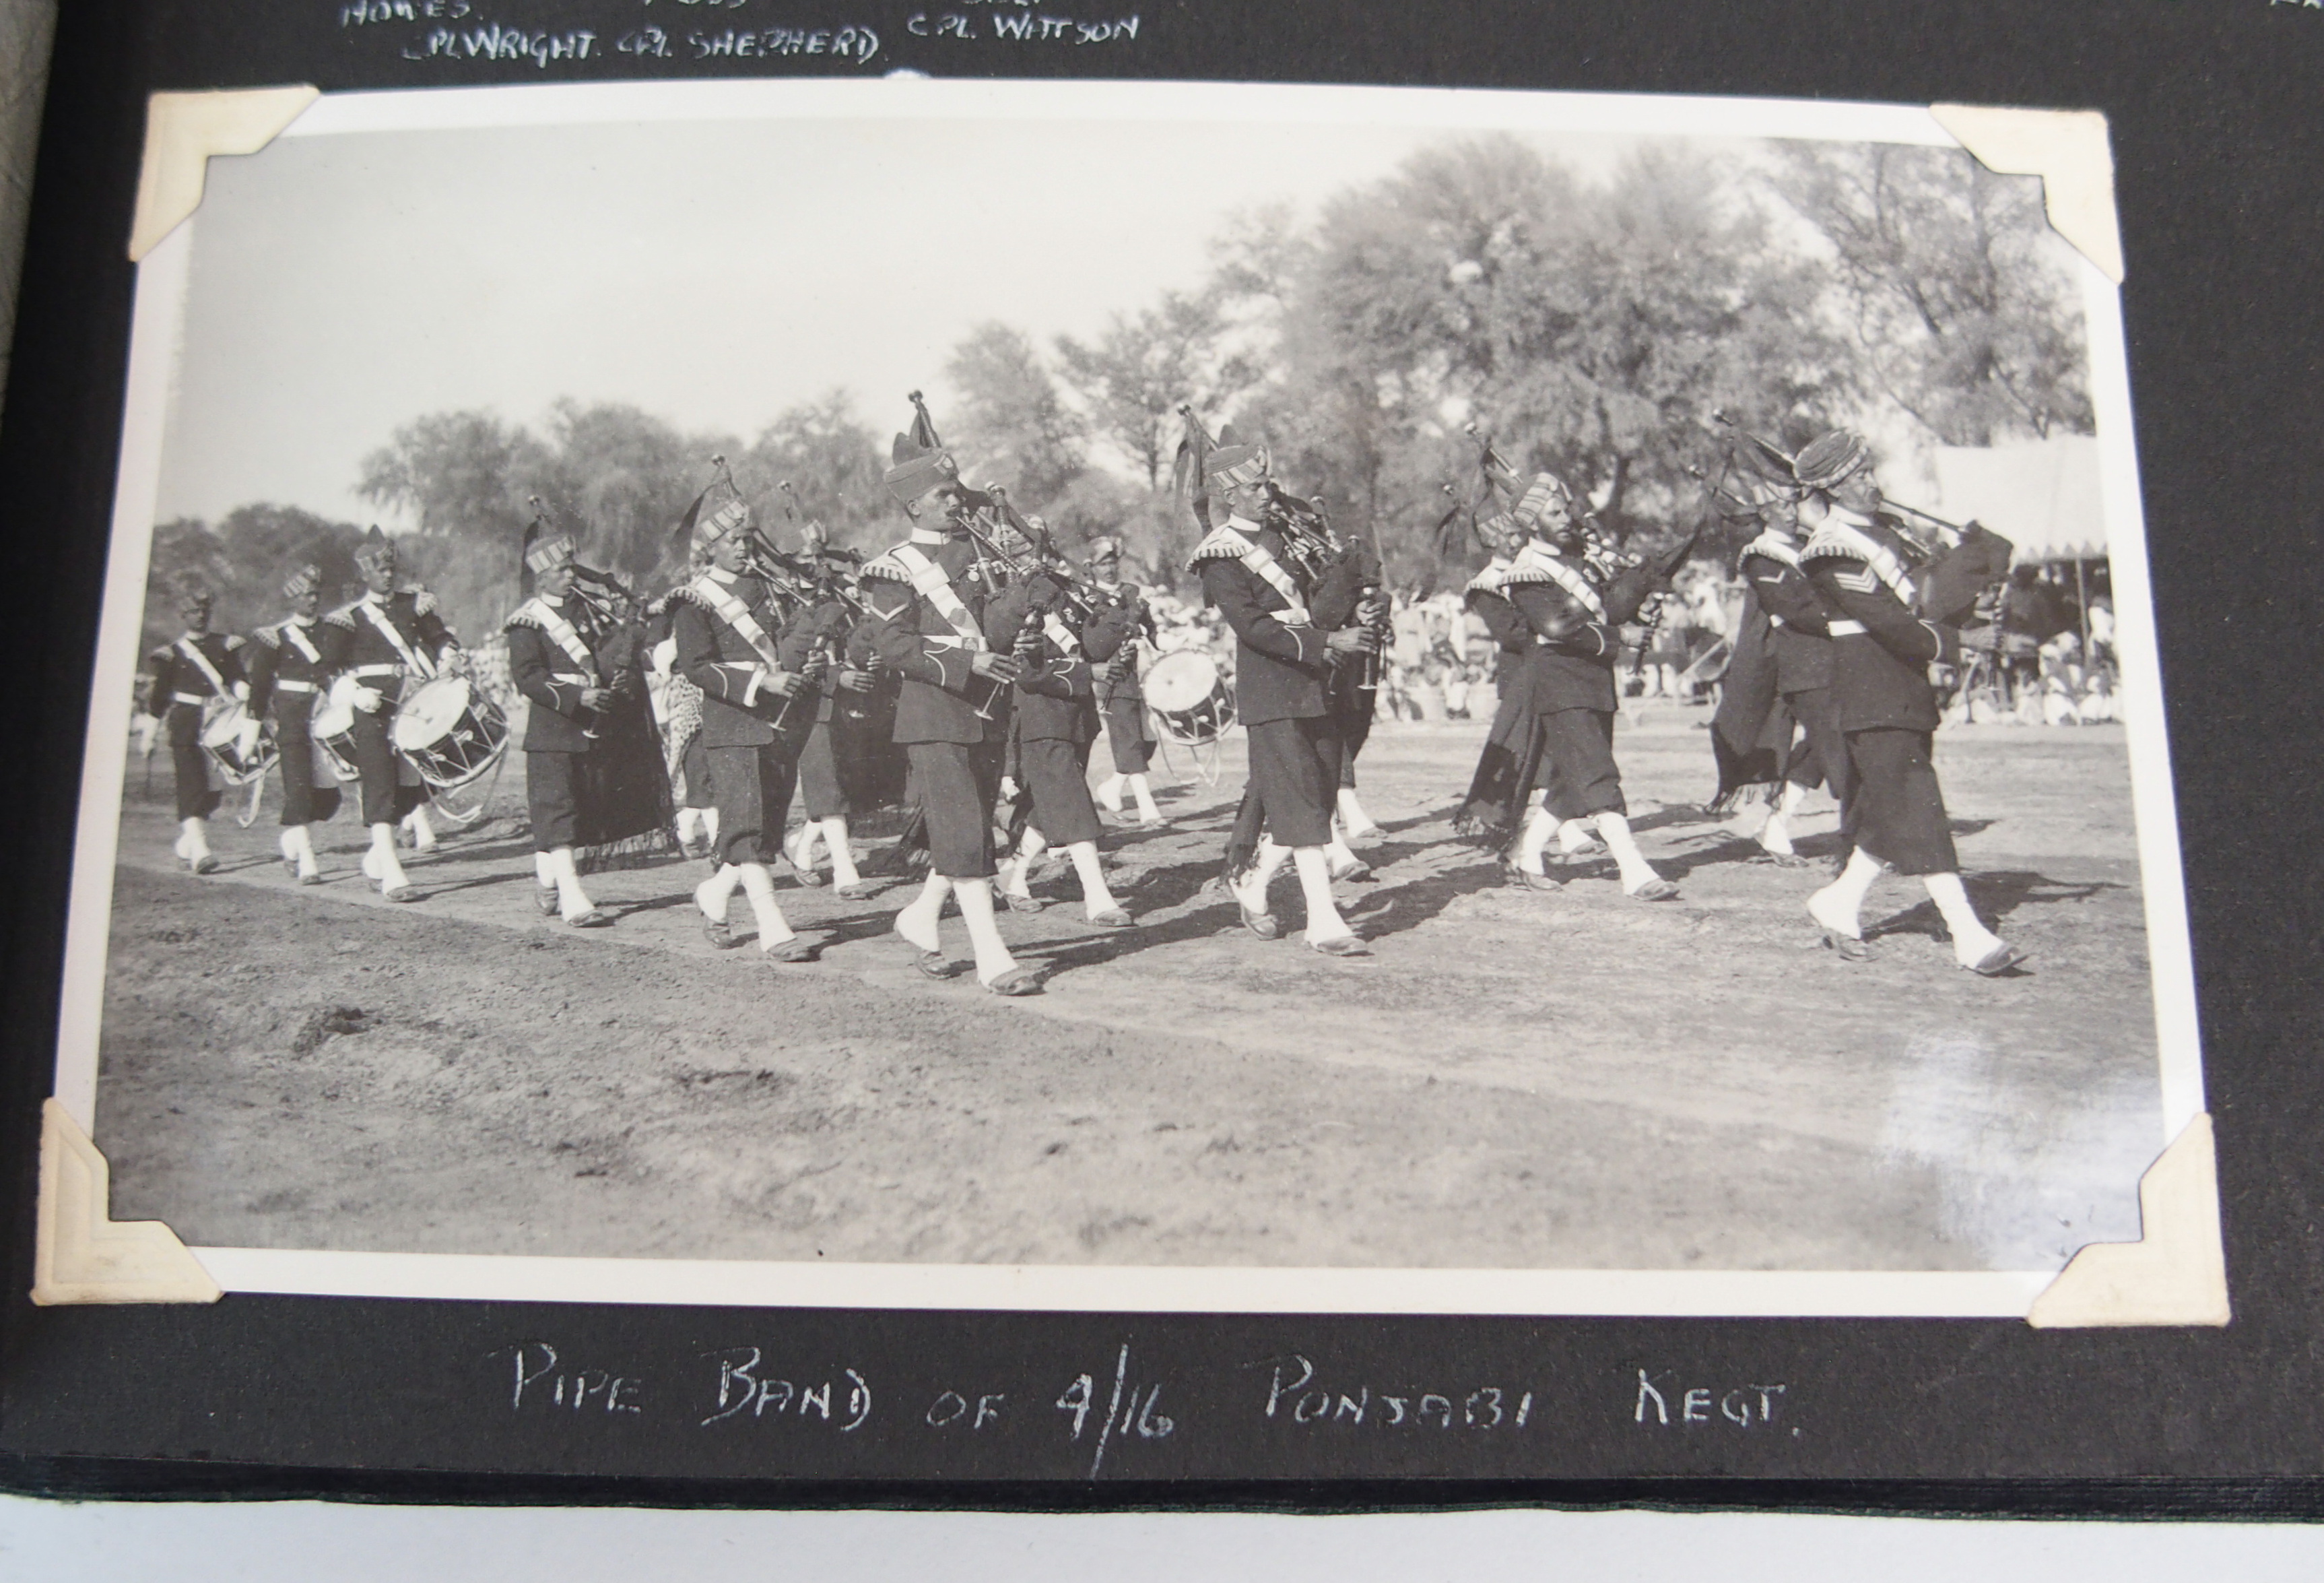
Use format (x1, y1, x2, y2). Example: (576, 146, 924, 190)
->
(1810, 847, 1885, 938)
(365, 822, 410, 893)
(1232, 835, 1293, 918)
(279, 825, 319, 878)
(403, 802, 438, 853)
(893, 872, 950, 954)
(696, 863, 742, 926)
(818, 816, 862, 889)
(533, 850, 556, 888)
(675, 805, 706, 849)
(1758, 781, 1807, 856)
(701, 804, 721, 844)
(1324, 818, 1361, 872)
(736, 863, 793, 948)
(1336, 786, 1381, 839)
(549, 847, 597, 924)
(1593, 811, 1667, 896)
(1557, 818, 1599, 855)
(1096, 773, 1127, 814)
(1292, 845, 1355, 944)
(175, 817, 211, 864)
(952, 878, 1019, 985)
(1515, 808, 1555, 874)
(1065, 840, 1120, 920)
(1923, 871, 2009, 967)
(1127, 773, 1162, 825)
(1002, 827, 1050, 900)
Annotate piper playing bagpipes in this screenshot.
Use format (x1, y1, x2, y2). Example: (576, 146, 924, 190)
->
(1792, 429, 2026, 975)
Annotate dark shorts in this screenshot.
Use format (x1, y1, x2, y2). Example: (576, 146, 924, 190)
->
(706, 740, 797, 868)
(679, 731, 714, 810)
(1101, 696, 1153, 775)
(1019, 736, 1101, 847)
(1244, 715, 1337, 849)
(275, 718, 339, 827)
(350, 708, 426, 826)
(797, 719, 847, 821)
(526, 750, 578, 851)
(910, 740, 1005, 880)
(1840, 728, 1957, 875)
(1783, 685, 1853, 812)
(1538, 707, 1624, 822)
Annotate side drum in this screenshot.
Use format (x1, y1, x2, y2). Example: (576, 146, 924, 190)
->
(391, 676, 509, 791)
(197, 697, 277, 785)
(1143, 649, 1236, 746)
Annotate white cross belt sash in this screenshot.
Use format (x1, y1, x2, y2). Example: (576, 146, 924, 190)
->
(1826, 619, 1868, 637)
(174, 637, 231, 699)
(1226, 532, 1310, 626)
(688, 577, 787, 672)
(1510, 544, 1607, 622)
(1041, 612, 1080, 656)
(514, 597, 601, 684)
(281, 622, 323, 666)
(359, 598, 437, 679)
(890, 544, 989, 653)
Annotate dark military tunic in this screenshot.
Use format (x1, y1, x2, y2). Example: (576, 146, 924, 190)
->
(1006, 585, 1136, 850)
(1801, 506, 1963, 876)
(508, 593, 668, 860)
(1194, 517, 1337, 853)
(1505, 543, 1626, 823)
(245, 615, 345, 826)
(324, 587, 459, 826)
(861, 528, 1033, 880)
(1092, 579, 1156, 775)
(1453, 558, 1554, 839)
(141, 631, 248, 820)
(671, 568, 814, 870)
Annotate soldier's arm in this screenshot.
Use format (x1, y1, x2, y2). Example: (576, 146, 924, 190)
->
(1466, 589, 1528, 650)
(218, 637, 251, 693)
(673, 600, 769, 706)
(1744, 556, 1833, 637)
(1814, 567, 1958, 667)
(861, 579, 971, 692)
(1510, 581, 1614, 659)
(1203, 559, 1326, 668)
(508, 625, 591, 719)
(242, 634, 281, 718)
(137, 649, 171, 717)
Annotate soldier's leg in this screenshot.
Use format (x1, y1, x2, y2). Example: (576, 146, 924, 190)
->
(694, 744, 763, 948)
(351, 711, 416, 897)
(525, 750, 568, 916)
(901, 742, 1026, 989)
(1023, 737, 1125, 924)
(1279, 718, 1360, 949)
(167, 708, 220, 872)
(735, 742, 807, 957)
(1546, 707, 1672, 899)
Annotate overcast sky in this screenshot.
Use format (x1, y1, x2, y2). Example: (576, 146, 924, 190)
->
(155, 114, 1694, 530)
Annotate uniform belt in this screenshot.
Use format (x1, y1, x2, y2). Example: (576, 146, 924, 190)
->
(350, 663, 407, 678)
(923, 636, 980, 651)
(1826, 620, 1867, 637)
(274, 678, 318, 694)
(170, 691, 209, 705)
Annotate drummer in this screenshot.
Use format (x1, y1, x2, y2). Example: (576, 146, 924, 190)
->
(325, 526, 467, 901)
(244, 562, 346, 884)
(138, 575, 249, 876)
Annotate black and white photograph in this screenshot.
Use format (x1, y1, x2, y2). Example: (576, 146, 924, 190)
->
(50, 78, 2201, 1316)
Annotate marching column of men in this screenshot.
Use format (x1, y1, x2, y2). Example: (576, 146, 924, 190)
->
(143, 400, 2026, 986)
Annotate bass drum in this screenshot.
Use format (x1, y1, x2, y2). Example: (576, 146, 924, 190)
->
(1143, 649, 1236, 746)
(391, 676, 509, 791)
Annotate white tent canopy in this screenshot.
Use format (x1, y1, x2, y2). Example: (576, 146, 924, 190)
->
(1929, 437, 2106, 563)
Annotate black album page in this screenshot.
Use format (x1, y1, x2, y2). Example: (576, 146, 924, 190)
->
(1, 0, 2320, 1509)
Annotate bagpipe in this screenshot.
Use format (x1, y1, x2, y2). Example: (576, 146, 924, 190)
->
(1701, 412, 2016, 626)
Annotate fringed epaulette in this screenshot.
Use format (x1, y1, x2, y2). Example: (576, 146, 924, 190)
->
(1183, 525, 1250, 572)
(254, 626, 282, 649)
(1801, 515, 1914, 601)
(323, 603, 360, 631)
(858, 550, 913, 584)
(1739, 532, 1802, 573)
(661, 581, 712, 610)
(1499, 546, 1570, 585)
(221, 634, 246, 651)
(1465, 562, 1513, 596)
(403, 585, 439, 616)
(503, 600, 547, 634)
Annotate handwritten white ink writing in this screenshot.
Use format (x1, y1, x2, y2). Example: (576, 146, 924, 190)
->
(700, 1347, 871, 1431)
(493, 1342, 644, 1416)
(1057, 1343, 1174, 1477)
(1634, 1369, 1788, 1429)
(1259, 1354, 1532, 1432)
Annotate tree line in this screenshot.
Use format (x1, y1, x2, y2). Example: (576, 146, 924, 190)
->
(145, 136, 2092, 648)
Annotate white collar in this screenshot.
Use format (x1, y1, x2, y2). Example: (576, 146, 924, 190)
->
(706, 566, 741, 585)
(909, 526, 950, 546)
(1224, 515, 1263, 538)
(285, 614, 314, 627)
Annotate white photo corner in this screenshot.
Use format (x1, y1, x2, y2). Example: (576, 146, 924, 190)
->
(36, 78, 2218, 1325)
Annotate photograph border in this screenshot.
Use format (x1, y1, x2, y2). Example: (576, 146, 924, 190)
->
(46, 75, 2207, 1320)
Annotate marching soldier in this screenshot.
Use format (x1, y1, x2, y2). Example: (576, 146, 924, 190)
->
(506, 529, 622, 928)
(859, 441, 1040, 995)
(995, 541, 1137, 927)
(1087, 536, 1164, 827)
(1502, 472, 1678, 901)
(1795, 430, 2025, 975)
(669, 498, 818, 962)
(244, 562, 345, 884)
(1191, 443, 1375, 955)
(783, 536, 879, 898)
(646, 573, 720, 860)
(1324, 527, 1388, 843)
(1453, 512, 1561, 889)
(325, 527, 465, 901)
(139, 577, 247, 875)
(1712, 492, 1853, 865)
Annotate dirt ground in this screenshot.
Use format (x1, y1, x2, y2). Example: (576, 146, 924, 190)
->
(90, 703, 2165, 1272)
